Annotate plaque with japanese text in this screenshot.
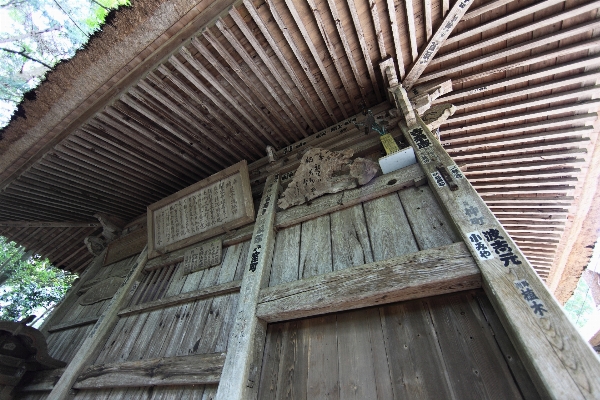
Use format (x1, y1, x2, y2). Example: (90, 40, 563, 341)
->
(182, 239, 222, 275)
(147, 161, 254, 259)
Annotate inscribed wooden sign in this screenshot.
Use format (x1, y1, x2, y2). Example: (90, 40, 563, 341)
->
(182, 240, 222, 275)
(103, 228, 147, 266)
(78, 276, 124, 306)
(147, 161, 254, 259)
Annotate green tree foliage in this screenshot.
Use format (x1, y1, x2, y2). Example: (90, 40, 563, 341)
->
(0, 236, 77, 322)
(0, 0, 129, 127)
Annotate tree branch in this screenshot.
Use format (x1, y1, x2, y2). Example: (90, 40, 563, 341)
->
(0, 27, 62, 44)
(0, 48, 52, 69)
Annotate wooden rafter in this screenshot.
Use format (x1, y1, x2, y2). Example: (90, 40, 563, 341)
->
(420, 21, 600, 83)
(346, 0, 382, 102)
(224, 10, 319, 132)
(386, 0, 406, 79)
(402, 0, 473, 89)
(267, 0, 347, 119)
(306, 0, 360, 114)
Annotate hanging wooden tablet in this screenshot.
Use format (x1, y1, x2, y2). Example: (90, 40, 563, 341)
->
(147, 161, 254, 259)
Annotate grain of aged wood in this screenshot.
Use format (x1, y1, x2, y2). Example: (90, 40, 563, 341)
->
(269, 225, 300, 287)
(118, 280, 241, 317)
(216, 174, 279, 400)
(48, 315, 99, 333)
(394, 86, 600, 399)
(48, 248, 148, 399)
(363, 192, 419, 261)
(73, 353, 225, 389)
(256, 242, 481, 322)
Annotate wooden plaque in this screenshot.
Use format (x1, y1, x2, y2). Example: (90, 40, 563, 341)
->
(147, 161, 254, 259)
(182, 239, 222, 275)
(103, 228, 147, 266)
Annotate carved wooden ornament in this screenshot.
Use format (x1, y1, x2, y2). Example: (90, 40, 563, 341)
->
(278, 148, 379, 210)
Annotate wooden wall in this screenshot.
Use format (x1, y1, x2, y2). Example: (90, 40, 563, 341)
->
(259, 184, 539, 399)
(17, 164, 544, 399)
(258, 291, 539, 400)
(44, 255, 141, 364)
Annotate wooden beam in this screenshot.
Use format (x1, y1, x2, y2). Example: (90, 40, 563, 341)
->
(190, 38, 294, 145)
(424, 0, 432, 40)
(227, 8, 320, 132)
(441, 100, 600, 134)
(47, 316, 99, 333)
(153, 66, 260, 159)
(118, 280, 242, 317)
(386, 0, 406, 78)
(347, 0, 382, 102)
(454, 76, 600, 111)
(307, 0, 359, 114)
(448, 86, 600, 123)
(419, 20, 600, 83)
(73, 353, 225, 389)
(402, 0, 473, 89)
(435, 1, 600, 66)
(394, 86, 600, 399)
(404, 0, 418, 62)
(0, 221, 99, 228)
(216, 174, 279, 400)
(327, 0, 370, 96)
(256, 243, 480, 322)
(48, 248, 148, 399)
(262, 0, 341, 120)
(445, 0, 566, 46)
(442, 114, 597, 145)
(438, 55, 600, 103)
(447, 128, 593, 153)
(462, 0, 512, 20)
(0, 0, 241, 192)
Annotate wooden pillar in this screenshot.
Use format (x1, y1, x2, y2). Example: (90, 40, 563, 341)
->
(48, 247, 148, 399)
(392, 86, 600, 399)
(216, 174, 280, 400)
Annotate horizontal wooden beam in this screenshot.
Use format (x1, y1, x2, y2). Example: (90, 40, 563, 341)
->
(73, 352, 225, 389)
(434, 1, 600, 66)
(118, 280, 241, 317)
(256, 243, 481, 322)
(418, 20, 600, 84)
(0, 221, 100, 228)
(442, 100, 600, 135)
(438, 56, 600, 103)
(445, 0, 566, 46)
(48, 316, 99, 333)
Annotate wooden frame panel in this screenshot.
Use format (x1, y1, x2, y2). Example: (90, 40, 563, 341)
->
(147, 160, 254, 259)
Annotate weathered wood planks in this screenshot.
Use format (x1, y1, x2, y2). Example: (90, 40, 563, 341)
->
(73, 353, 225, 389)
(395, 87, 600, 399)
(256, 243, 481, 322)
(216, 174, 280, 400)
(257, 291, 538, 399)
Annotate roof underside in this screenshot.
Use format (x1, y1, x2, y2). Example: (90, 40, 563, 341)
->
(0, 0, 598, 300)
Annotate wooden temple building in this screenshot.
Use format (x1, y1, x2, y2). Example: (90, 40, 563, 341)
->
(1, 0, 600, 398)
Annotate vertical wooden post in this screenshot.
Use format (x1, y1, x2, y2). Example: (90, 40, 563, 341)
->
(48, 247, 148, 399)
(216, 174, 280, 400)
(392, 86, 600, 399)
